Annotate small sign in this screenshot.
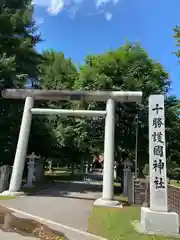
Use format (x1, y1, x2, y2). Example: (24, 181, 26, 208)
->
(149, 95, 168, 212)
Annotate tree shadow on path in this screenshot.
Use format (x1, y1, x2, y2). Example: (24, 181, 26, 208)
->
(24, 181, 103, 201)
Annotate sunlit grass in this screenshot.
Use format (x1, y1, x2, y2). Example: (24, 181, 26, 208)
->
(88, 206, 180, 240)
(0, 196, 15, 200)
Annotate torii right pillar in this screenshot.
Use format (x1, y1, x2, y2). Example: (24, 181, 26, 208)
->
(94, 98, 120, 207)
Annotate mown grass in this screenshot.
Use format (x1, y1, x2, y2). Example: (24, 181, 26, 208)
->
(0, 196, 15, 200)
(88, 205, 180, 240)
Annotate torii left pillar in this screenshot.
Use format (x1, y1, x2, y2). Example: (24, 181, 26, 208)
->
(1, 97, 34, 196)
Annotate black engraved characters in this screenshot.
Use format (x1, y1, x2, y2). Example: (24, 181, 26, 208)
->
(152, 132, 164, 143)
(152, 117, 164, 128)
(153, 159, 164, 174)
(153, 145, 163, 157)
(154, 177, 165, 189)
(151, 102, 166, 190)
(152, 104, 163, 115)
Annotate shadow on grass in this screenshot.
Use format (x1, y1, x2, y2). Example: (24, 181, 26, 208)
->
(45, 173, 84, 182)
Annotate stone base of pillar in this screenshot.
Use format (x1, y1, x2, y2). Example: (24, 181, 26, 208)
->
(94, 197, 123, 208)
(141, 207, 179, 235)
(0, 190, 25, 197)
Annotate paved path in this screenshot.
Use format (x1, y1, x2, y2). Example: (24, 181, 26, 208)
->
(0, 230, 40, 240)
(0, 210, 107, 240)
(0, 182, 102, 231)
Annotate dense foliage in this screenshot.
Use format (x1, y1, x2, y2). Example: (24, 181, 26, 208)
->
(0, 0, 42, 164)
(0, 1, 179, 179)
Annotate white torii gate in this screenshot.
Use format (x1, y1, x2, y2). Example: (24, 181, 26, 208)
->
(1, 89, 142, 207)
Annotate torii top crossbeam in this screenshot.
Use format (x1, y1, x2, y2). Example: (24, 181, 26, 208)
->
(2, 89, 142, 103)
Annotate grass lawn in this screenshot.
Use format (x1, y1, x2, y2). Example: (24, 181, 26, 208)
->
(0, 196, 15, 200)
(44, 169, 84, 182)
(114, 182, 120, 187)
(170, 180, 180, 188)
(88, 206, 180, 240)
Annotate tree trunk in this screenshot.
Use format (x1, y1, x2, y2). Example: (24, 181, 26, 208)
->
(80, 159, 84, 174)
(71, 163, 75, 175)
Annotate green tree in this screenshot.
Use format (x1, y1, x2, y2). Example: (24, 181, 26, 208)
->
(0, 0, 42, 164)
(0, 0, 42, 88)
(37, 50, 80, 165)
(174, 25, 180, 59)
(39, 50, 77, 90)
(33, 43, 180, 176)
(76, 43, 170, 171)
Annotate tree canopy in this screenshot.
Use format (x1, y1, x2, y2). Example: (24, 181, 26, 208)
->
(0, 0, 42, 164)
(0, 1, 179, 179)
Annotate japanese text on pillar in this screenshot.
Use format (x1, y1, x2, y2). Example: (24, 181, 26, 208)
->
(152, 103, 165, 189)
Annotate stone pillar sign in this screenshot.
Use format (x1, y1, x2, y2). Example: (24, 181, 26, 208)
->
(141, 95, 179, 235)
(149, 95, 167, 212)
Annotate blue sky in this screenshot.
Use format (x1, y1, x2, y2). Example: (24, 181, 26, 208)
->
(33, 0, 180, 97)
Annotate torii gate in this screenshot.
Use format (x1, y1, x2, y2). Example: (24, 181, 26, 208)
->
(1, 89, 142, 207)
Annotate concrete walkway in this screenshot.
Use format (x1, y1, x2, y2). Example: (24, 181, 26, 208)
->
(0, 230, 41, 240)
(0, 182, 104, 240)
(0, 182, 102, 231)
(0, 210, 107, 240)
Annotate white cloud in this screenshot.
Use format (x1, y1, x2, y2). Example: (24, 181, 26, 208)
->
(104, 12, 112, 21)
(33, 0, 119, 20)
(47, 0, 64, 15)
(87, 10, 113, 21)
(96, 0, 118, 8)
(66, 5, 80, 19)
